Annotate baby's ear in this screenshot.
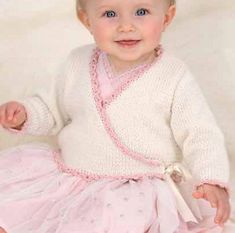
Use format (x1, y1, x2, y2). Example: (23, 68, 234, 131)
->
(162, 4, 176, 31)
(77, 9, 92, 32)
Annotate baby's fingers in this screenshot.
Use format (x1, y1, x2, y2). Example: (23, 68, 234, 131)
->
(6, 105, 18, 122)
(13, 110, 26, 125)
(215, 198, 231, 225)
(215, 201, 224, 224)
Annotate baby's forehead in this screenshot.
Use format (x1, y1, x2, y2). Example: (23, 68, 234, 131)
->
(91, 0, 164, 7)
(80, 0, 171, 11)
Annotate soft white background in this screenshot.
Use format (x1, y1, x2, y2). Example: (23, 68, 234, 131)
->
(0, 0, 234, 229)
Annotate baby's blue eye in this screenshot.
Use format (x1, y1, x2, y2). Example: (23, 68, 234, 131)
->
(136, 8, 149, 16)
(104, 10, 116, 17)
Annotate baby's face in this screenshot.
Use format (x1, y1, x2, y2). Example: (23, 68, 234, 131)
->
(79, 0, 174, 64)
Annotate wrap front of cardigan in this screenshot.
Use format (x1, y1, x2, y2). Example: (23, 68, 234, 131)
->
(20, 44, 229, 185)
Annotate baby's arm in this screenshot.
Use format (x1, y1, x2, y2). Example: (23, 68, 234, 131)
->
(170, 69, 230, 224)
(0, 79, 64, 136)
(16, 74, 68, 135)
(0, 54, 73, 136)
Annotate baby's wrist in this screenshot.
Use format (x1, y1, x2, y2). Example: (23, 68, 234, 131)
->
(194, 180, 230, 196)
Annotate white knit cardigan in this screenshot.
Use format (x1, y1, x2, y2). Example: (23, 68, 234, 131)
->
(20, 44, 229, 184)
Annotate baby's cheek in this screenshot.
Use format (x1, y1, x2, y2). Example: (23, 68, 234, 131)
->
(92, 27, 111, 48)
(144, 21, 163, 43)
(92, 21, 113, 39)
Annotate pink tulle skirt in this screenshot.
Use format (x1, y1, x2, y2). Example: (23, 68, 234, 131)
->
(0, 144, 223, 233)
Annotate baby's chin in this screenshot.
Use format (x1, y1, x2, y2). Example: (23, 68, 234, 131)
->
(109, 53, 145, 64)
(120, 51, 157, 64)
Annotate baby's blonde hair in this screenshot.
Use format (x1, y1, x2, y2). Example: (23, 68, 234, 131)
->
(76, 0, 176, 10)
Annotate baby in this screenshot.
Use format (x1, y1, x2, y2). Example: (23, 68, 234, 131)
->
(0, 0, 231, 232)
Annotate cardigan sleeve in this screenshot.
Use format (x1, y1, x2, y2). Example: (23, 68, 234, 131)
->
(14, 53, 76, 136)
(170, 69, 230, 187)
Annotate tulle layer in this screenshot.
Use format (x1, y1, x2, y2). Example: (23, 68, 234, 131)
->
(0, 144, 222, 233)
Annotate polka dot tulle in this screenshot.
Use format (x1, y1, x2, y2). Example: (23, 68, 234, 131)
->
(0, 145, 222, 233)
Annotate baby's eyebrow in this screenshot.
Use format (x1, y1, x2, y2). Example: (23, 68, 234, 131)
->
(134, 3, 153, 8)
(96, 5, 113, 12)
(97, 4, 114, 10)
(96, 1, 154, 11)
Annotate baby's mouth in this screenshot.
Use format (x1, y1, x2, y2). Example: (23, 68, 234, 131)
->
(115, 40, 141, 47)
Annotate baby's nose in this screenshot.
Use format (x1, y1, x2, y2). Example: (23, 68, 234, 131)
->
(117, 16, 136, 32)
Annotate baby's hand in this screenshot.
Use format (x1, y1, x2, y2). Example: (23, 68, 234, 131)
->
(192, 183, 230, 226)
(0, 101, 27, 130)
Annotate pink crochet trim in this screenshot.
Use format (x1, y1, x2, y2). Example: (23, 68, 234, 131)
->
(53, 151, 164, 181)
(194, 180, 230, 195)
(90, 47, 164, 167)
(101, 46, 163, 106)
(101, 51, 152, 81)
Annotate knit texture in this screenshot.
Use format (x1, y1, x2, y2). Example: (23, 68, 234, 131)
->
(17, 44, 229, 183)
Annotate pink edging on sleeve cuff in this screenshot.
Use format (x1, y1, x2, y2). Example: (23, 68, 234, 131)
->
(194, 180, 230, 196)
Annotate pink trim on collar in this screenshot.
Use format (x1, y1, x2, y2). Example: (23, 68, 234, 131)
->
(101, 51, 151, 81)
(53, 151, 164, 181)
(90, 47, 164, 167)
(100, 46, 163, 106)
